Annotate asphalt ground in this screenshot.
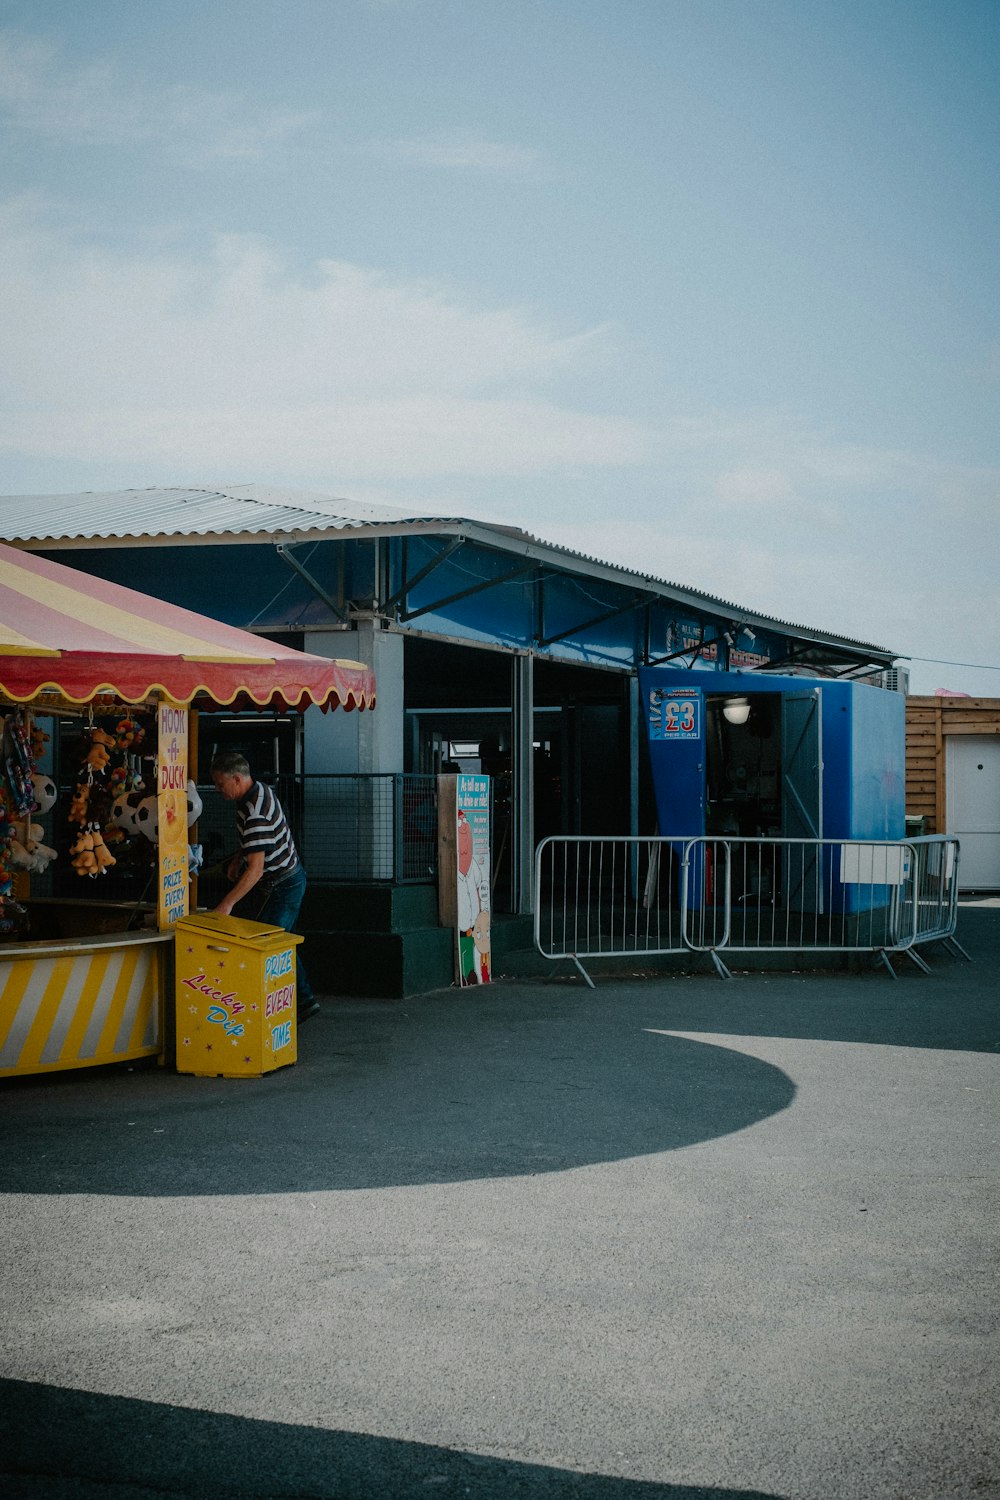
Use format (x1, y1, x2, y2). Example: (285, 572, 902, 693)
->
(1, 907, 998, 1500)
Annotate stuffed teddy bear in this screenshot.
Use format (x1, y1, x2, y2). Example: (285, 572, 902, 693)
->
(10, 822, 58, 875)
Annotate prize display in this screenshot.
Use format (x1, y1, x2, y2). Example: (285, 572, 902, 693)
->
(0, 704, 203, 940)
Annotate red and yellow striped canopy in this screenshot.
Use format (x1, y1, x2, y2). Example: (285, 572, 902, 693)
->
(0, 543, 375, 711)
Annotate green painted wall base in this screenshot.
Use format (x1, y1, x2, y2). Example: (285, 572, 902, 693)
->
(302, 924, 454, 1000)
(296, 886, 539, 1000)
(297, 883, 445, 999)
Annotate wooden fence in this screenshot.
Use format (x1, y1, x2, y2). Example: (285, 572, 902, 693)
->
(905, 696, 1000, 832)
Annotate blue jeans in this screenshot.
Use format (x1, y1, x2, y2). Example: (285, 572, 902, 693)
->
(254, 864, 314, 1004)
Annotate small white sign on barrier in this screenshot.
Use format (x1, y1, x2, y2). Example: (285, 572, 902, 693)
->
(839, 844, 911, 886)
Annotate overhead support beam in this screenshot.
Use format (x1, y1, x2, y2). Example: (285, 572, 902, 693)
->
(535, 592, 653, 649)
(512, 653, 534, 915)
(275, 542, 348, 623)
(643, 626, 715, 668)
(380, 536, 465, 617)
(399, 561, 544, 624)
(758, 642, 886, 675)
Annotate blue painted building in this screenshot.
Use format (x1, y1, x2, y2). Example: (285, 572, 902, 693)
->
(639, 667, 906, 844)
(0, 486, 900, 922)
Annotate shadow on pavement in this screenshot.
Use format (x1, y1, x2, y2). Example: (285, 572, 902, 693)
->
(7, 913, 993, 1200)
(628, 907, 1000, 1056)
(0, 996, 795, 1195)
(0, 1379, 782, 1500)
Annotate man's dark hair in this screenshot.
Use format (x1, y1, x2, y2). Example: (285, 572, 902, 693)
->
(210, 751, 252, 780)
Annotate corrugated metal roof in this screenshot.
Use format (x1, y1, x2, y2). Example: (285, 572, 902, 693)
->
(0, 484, 894, 658)
(0, 485, 445, 542)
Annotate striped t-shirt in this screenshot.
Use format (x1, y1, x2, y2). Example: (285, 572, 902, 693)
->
(236, 782, 299, 879)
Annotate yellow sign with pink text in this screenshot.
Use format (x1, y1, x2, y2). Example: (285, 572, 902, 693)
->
(156, 701, 190, 931)
(173, 912, 301, 1077)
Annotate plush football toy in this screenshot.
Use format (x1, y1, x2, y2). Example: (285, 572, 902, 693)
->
(136, 795, 159, 842)
(110, 791, 144, 836)
(30, 773, 57, 815)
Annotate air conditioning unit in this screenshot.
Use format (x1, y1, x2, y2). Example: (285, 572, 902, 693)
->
(873, 667, 910, 695)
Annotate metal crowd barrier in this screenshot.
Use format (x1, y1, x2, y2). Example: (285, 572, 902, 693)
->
(534, 837, 688, 986)
(534, 834, 968, 985)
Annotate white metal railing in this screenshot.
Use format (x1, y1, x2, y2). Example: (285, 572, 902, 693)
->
(534, 834, 967, 984)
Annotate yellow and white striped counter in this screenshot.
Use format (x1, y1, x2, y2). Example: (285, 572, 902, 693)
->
(0, 931, 172, 1078)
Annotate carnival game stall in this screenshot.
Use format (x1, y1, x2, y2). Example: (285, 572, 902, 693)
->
(0, 543, 374, 1079)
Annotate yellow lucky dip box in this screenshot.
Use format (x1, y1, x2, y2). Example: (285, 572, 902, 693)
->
(174, 912, 303, 1079)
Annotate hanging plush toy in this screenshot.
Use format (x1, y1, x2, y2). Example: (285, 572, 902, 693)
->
(4, 709, 37, 815)
(69, 829, 97, 876)
(91, 827, 116, 872)
(114, 715, 145, 752)
(126, 755, 146, 795)
(70, 825, 116, 877)
(30, 722, 50, 763)
(0, 791, 18, 900)
(82, 728, 115, 772)
(68, 783, 91, 826)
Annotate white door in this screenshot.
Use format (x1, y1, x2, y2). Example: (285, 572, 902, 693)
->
(946, 735, 1000, 888)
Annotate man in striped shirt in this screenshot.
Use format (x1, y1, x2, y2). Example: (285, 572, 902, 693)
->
(211, 751, 319, 1023)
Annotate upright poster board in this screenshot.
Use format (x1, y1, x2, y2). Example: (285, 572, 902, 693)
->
(156, 701, 190, 930)
(438, 773, 491, 985)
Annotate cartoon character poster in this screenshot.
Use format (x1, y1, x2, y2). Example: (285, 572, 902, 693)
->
(456, 774, 491, 985)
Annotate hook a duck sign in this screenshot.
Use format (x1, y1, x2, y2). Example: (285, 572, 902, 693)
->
(156, 701, 190, 930)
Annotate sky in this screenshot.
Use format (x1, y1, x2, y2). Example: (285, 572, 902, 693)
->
(0, 0, 997, 693)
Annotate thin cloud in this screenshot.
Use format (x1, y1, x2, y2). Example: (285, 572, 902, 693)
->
(0, 29, 317, 162)
(367, 134, 545, 177)
(0, 398, 652, 479)
(0, 205, 653, 479)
